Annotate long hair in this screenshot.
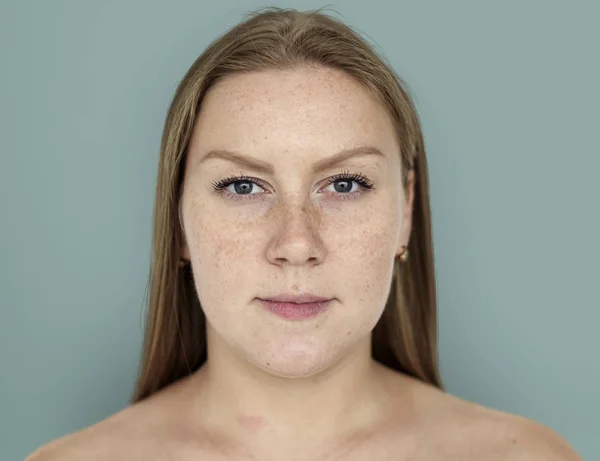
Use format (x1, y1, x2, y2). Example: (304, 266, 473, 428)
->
(132, 7, 442, 403)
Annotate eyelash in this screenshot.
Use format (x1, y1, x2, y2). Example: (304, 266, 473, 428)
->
(211, 170, 375, 202)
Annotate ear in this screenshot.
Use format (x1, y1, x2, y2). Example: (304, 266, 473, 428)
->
(396, 168, 415, 257)
(181, 240, 191, 261)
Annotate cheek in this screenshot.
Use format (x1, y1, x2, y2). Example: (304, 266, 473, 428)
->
(329, 204, 399, 304)
(186, 199, 257, 265)
(347, 231, 396, 303)
(183, 200, 260, 313)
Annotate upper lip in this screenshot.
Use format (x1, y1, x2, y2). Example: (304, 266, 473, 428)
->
(259, 293, 332, 303)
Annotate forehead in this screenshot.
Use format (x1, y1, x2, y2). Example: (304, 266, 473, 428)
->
(190, 67, 400, 164)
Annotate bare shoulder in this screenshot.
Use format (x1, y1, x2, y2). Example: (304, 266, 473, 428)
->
(470, 407, 581, 460)
(451, 400, 581, 460)
(24, 406, 141, 461)
(494, 416, 581, 460)
(400, 376, 582, 461)
(24, 378, 197, 461)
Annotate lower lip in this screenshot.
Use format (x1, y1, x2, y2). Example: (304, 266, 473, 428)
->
(258, 299, 332, 320)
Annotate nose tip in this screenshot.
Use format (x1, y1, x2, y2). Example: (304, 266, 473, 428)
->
(269, 235, 325, 267)
(266, 203, 326, 267)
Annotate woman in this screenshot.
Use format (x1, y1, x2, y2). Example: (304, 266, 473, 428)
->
(28, 7, 580, 461)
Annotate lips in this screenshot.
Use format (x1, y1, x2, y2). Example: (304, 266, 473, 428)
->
(260, 293, 332, 304)
(257, 293, 333, 320)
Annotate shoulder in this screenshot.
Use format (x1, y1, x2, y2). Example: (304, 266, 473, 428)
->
(473, 410, 581, 460)
(24, 385, 191, 461)
(25, 410, 132, 461)
(388, 374, 581, 461)
(424, 387, 580, 460)
(24, 376, 207, 461)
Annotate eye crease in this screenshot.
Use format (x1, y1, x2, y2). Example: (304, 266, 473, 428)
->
(211, 170, 375, 202)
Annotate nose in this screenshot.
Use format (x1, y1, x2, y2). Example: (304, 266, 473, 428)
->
(265, 199, 327, 268)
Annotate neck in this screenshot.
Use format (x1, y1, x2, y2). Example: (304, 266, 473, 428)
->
(188, 327, 396, 454)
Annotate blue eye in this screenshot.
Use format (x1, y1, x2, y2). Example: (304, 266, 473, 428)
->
(324, 171, 374, 196)
(212, 174, 267, 201)
(212, 170, 375, 202)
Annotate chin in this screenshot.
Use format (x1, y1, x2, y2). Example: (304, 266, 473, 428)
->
(248, 340, 342, 379)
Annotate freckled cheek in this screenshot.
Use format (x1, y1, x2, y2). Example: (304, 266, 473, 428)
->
(187, 210, 264, 288)
(188, 220, 260, 322)
(332, 219, 397, 302)
(333, 206, 398, 260)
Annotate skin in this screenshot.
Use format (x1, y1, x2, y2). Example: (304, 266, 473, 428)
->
(26, 66, 581, 461)
(176, 65, 413, 456)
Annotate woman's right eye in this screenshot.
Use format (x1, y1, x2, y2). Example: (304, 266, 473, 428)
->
(212, 175, 268, 201)
(226, 180, 265, 195)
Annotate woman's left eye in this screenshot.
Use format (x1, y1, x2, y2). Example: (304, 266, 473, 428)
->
(321, 171, 375, 199)
(212, 171, 375, 202)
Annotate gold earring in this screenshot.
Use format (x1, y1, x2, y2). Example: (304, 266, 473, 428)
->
(399, 246, 409, 263)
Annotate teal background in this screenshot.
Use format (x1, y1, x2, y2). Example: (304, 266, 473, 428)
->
(1, 1, 598, 459)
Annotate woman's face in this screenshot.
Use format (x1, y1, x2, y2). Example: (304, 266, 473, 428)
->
(180, 66, 413, 378)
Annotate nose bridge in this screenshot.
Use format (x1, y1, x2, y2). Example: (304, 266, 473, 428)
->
(278, 193, 323, 245)
(266, 192, 325, 266)
(282, 192, 320, 230)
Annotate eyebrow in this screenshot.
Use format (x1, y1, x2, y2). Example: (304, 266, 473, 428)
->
(197, 146, 386, 174)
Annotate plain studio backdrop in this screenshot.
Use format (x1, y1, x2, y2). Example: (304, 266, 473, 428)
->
(0, 0, 598, 459)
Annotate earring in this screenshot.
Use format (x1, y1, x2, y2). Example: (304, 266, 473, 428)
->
(399, 246, 409, 263)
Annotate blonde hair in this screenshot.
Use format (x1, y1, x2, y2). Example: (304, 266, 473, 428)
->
(132, 7, 442, 403)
